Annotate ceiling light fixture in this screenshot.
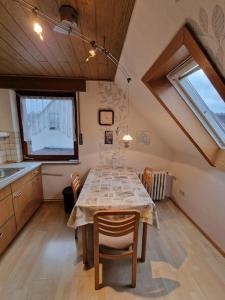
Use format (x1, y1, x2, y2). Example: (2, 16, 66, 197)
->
(32, 7, 44, 40)
(89, 49, 96, 57)
(53, 5, 79, 35)
(122, 134, 133, 147)
(33, 22, 43, 40)
(85, 41, 97, 62)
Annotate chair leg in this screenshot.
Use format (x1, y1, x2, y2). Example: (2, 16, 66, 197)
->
(82, 225, 88, 264)
(131, 253, 137, 288)
(141, 223, 148, 262)
(154, 208, 160, 230)
(94, 245, 100, 290)
(75, 228, 78, 240)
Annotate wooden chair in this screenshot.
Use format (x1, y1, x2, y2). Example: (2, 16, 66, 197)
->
(143, 167, 160, 230)
(143, 167, 153, 193)
(71, 172, 81, 193)
(93, 210, 140, 290)
(71, 172, 81, 239)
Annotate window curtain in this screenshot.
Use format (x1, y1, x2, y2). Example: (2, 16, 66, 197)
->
(20, 96, 76, 142)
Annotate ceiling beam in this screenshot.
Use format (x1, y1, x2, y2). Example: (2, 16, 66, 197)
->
(0, 75, 86, 92)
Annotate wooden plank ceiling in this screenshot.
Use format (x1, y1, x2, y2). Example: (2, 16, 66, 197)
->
(0, 0, 135, 81)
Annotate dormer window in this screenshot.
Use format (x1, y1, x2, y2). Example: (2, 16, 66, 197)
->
(167, 58, 225, 149)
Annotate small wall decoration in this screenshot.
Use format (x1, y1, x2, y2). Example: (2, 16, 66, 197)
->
(99, 109, 114, 125)
(136, 131, 151, 145)
(105, 130, 113, 144)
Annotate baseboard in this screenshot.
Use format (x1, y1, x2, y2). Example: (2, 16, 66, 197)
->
(170, 198, 225, 258)
(43, 199, 63, 204)
(43, 199, 63, 203)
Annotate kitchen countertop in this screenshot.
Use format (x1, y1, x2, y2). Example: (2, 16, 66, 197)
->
(0, 162, 42, 190)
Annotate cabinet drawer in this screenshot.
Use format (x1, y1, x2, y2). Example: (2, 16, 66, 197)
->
(0, 185, 11, 201)
(0, 195, 14, 227)
(0, 216, 17, 255)
(11, 172, 32, 192)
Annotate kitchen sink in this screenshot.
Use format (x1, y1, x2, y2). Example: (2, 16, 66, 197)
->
(0, 168, 24, 180)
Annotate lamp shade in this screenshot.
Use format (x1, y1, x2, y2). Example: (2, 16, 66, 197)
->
(122, 134, 133, 141)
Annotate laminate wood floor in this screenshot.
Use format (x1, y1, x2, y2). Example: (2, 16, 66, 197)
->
(0, 200, 224, 300)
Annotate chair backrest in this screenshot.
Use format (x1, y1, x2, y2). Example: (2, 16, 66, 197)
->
(143, 167, 153, 193)
(94, 210, 140, 241)
(71, 172, 81, 182)
(71, 172, 81, 195)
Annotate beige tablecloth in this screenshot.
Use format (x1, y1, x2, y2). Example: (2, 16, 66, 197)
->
(67, 168, 155, 229)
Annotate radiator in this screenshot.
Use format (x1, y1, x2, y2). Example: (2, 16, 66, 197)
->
(137, 170, 171, 201)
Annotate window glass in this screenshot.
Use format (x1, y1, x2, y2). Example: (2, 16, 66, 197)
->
(167, 58, 225, 148)
(181, 69, 225, 131)
(20, 96, 76, 158)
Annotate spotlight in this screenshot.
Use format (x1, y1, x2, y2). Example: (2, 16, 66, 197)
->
(89, 49, 96, 57)
(33, 22, 43, 40)
(85, 40, 98, 62)
(85, 50, 96, 62)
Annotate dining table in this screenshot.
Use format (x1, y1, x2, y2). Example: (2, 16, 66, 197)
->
(67, 167, 155, 264)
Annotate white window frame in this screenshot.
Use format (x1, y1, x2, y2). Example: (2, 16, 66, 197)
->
(167, 57, 225, 149)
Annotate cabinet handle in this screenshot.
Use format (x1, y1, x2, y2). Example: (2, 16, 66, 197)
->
(14, 192, 22, 198)
(0, 232, 3, 239)
(41, 173, 63, 176)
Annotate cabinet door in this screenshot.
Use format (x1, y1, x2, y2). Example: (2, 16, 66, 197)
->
(32, 174, 43, 209)
(0, 195, 14, 228)
(0, 216, 17, 255)
(13, 181, 34, 231)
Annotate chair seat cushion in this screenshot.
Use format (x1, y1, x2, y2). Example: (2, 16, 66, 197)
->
(99, 232, 133, 249)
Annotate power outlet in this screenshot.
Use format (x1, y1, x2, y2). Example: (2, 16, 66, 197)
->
(179, 189, 185, 197)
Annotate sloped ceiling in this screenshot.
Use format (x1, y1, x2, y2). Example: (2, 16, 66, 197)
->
(116, 0, 225, 158)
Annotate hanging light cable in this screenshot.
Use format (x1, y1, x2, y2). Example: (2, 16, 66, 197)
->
(122, 78, 133, 147)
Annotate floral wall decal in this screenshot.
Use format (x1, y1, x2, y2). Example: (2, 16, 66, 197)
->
(187, 4, 225, 75)
(97, 82, 128, 167)
(199, 7, 208, 33)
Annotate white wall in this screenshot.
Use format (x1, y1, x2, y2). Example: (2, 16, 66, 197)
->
(42, 81, 173, 200)
(116, 0, 225, 252)
(0, 90, 23, 163)
(170, 152, 225, 251)
(0, 90, 16, 131)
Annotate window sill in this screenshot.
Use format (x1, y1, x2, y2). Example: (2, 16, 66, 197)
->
(33, 160, 80, 165)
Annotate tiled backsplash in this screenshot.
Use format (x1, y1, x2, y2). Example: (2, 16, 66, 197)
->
(0, 131, 23, 163)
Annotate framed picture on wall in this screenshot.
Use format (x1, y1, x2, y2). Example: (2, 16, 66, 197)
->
(105, 130, 113, 144)
(99, 109, 114, 125)
(136, 130, 151, 145)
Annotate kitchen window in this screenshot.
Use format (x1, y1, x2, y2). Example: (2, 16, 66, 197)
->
(167, 58, 225, 149)
(17, 91, 78, 160)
